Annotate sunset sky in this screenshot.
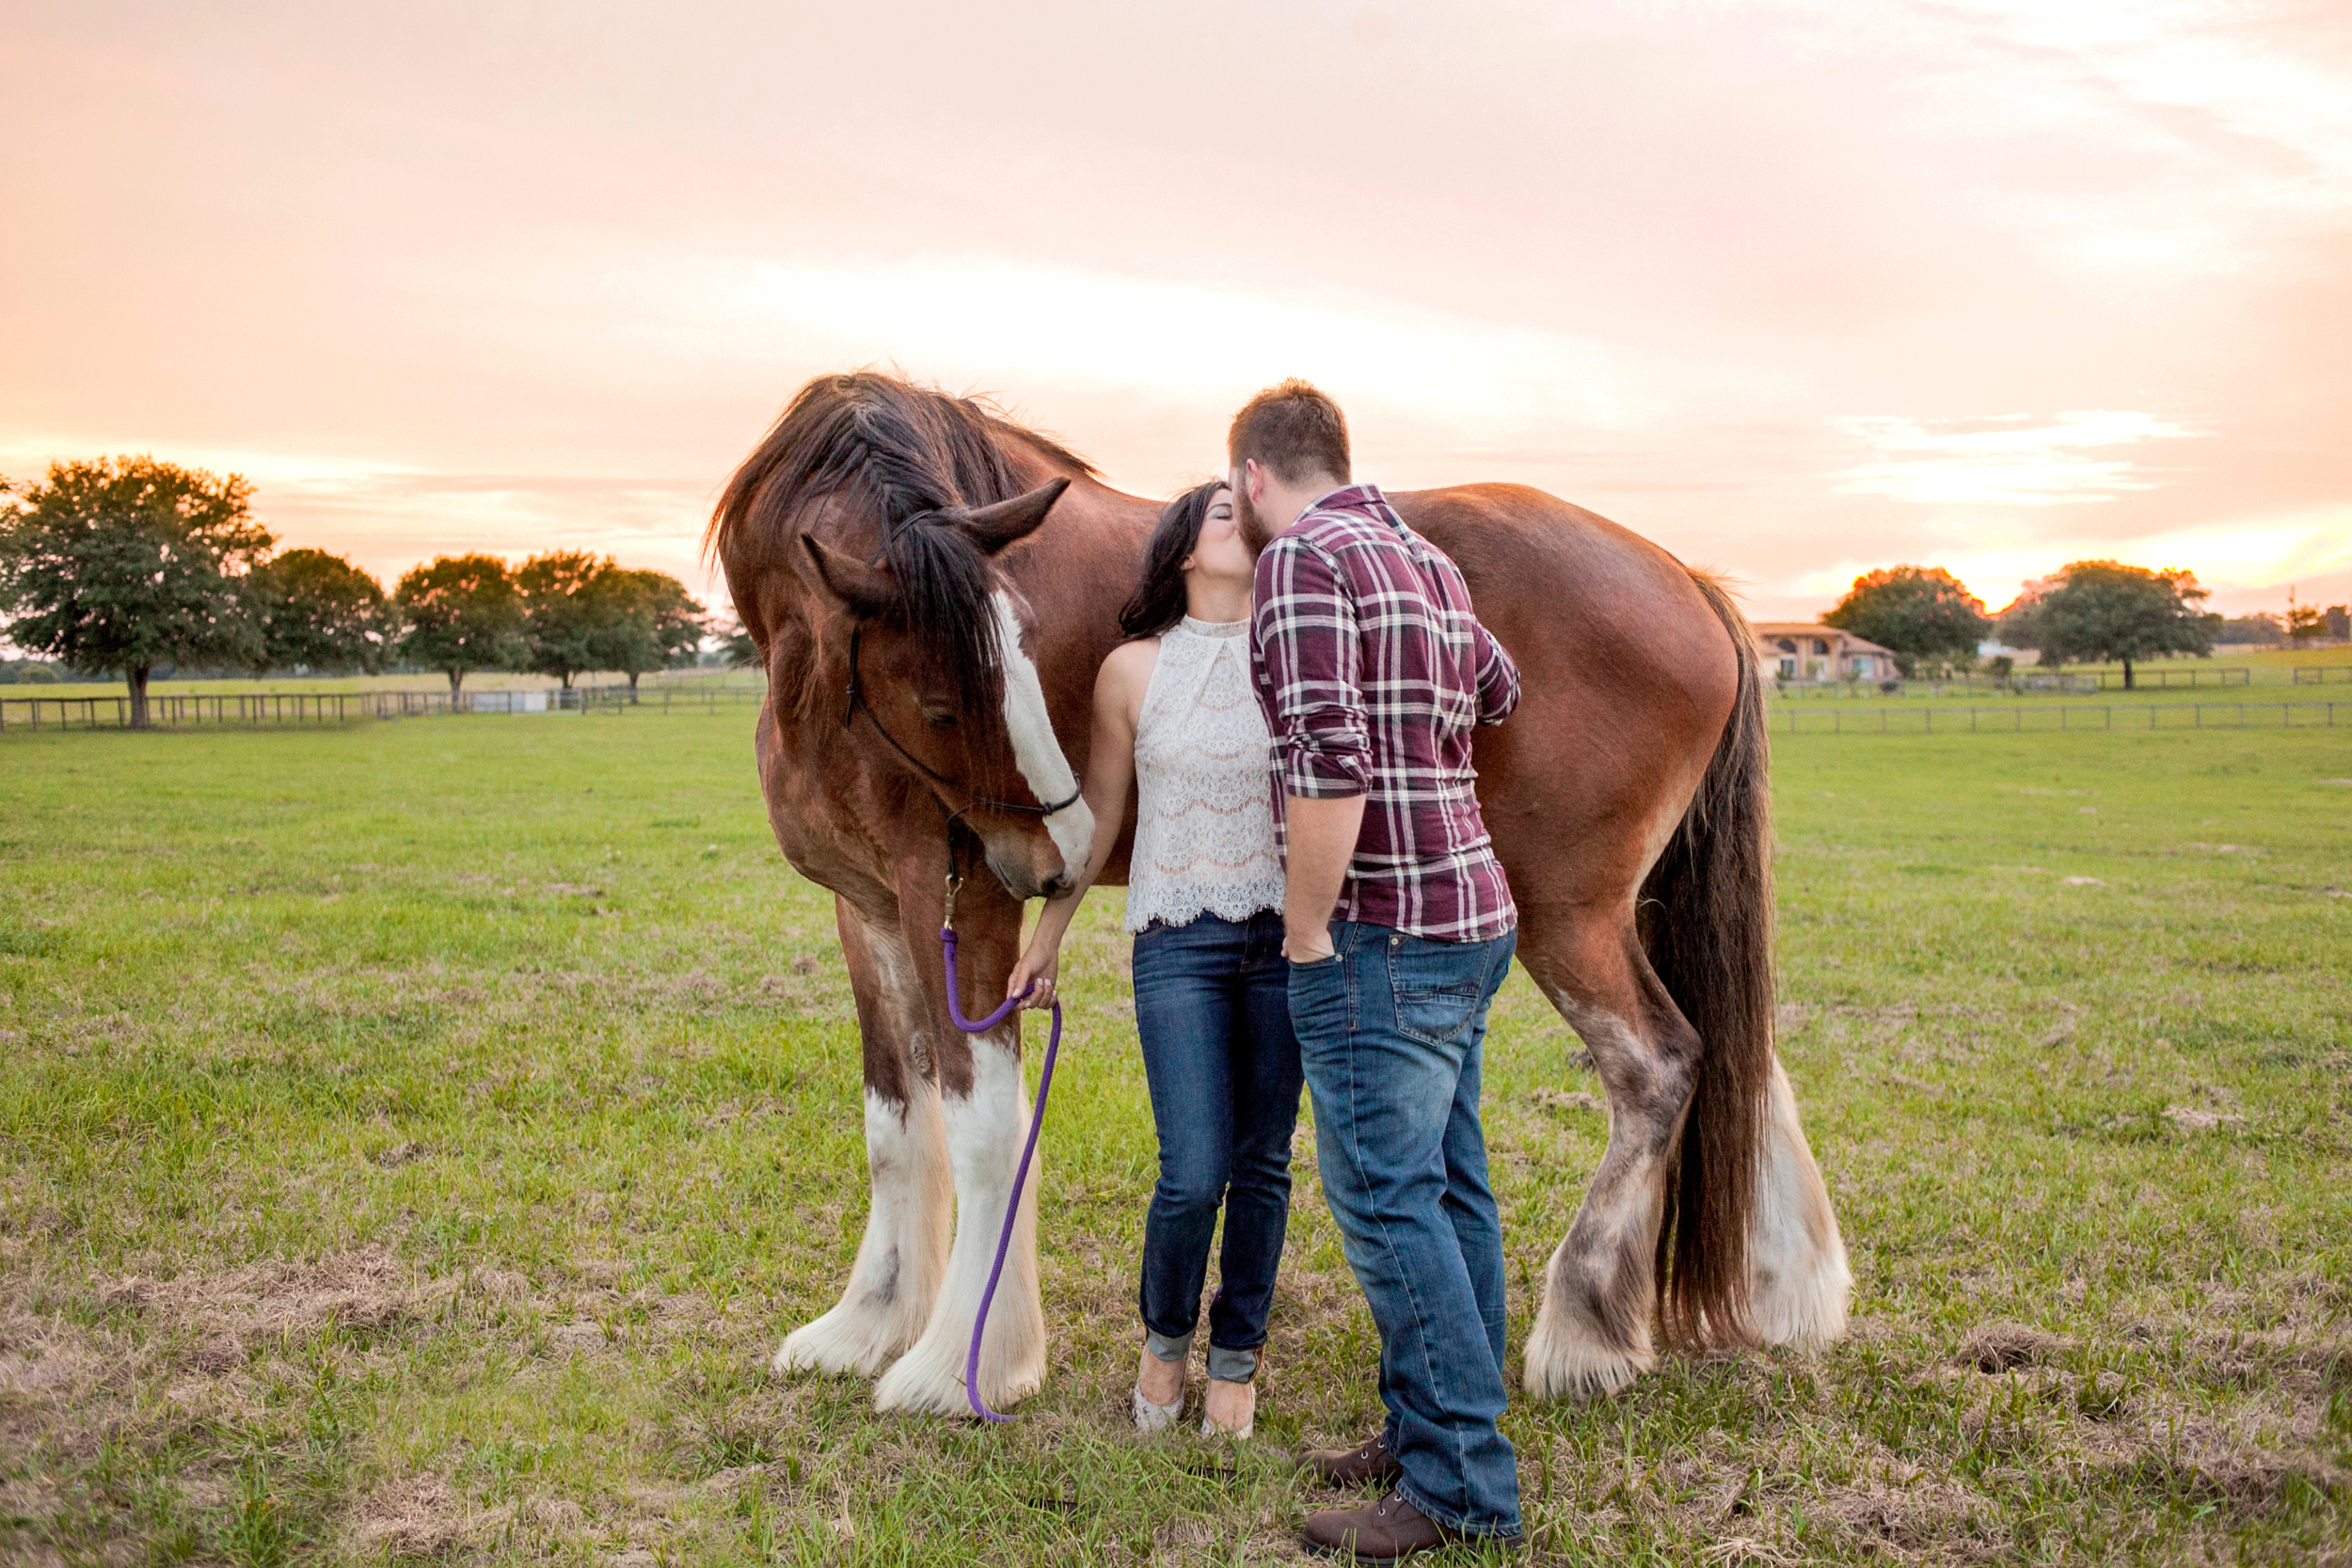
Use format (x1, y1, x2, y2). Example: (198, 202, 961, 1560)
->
(5, 0, 2348, 622)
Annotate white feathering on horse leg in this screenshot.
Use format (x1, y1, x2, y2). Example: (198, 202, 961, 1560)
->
(990, 591, 1093, 871)
(1525, 1232, 1657, 1399)
(873, 1028, 1045, 1415)
(1745, 1056, 1851, 1349)
(776, 1083, 951, 1377)
(1523, 988, 1674, 1401)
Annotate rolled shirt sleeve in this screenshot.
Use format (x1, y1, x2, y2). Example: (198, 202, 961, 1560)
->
(1254, 536, 1370, 798)
(1472, 622, 1520, 726)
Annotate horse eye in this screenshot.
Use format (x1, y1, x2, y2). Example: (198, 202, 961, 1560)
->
(922, 708, 958, 729)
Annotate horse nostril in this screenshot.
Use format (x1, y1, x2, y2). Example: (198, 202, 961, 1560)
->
(1039, 873, 1072, 900)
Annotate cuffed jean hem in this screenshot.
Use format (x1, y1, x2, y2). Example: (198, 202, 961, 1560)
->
(1393, 1478, 1522, 1544)
(1143, 1329, 1261, 1383)
(1206, 1343, 1259, 1383)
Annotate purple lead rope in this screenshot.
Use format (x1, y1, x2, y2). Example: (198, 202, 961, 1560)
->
(939, 925, 1062, 1422)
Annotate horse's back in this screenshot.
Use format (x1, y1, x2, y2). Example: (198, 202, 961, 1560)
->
(1391, 483, 1742, 903)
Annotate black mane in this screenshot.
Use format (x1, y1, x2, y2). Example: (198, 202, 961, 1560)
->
(709, 372, 1095, 714)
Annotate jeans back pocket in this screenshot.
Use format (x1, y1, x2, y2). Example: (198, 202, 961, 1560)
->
(1391, 973, 1486, 1049)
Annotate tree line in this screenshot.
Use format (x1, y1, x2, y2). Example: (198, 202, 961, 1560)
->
(1812, 559, 2332, 689)
(0, 456, 715, 727)
(2212, 599, 2350, 647)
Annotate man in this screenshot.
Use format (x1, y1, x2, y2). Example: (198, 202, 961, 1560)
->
(1235, 380, 1523, 1560)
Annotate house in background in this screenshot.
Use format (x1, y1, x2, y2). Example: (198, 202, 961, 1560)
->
(1751, 623, 1901, 682)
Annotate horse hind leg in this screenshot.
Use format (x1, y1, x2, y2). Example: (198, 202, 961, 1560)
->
(1518, 926, 1699, 1399)
(874, 1021, 1046, 1415)
(775, 901, 952, 1378)
(1746, 1056, 1851, 1349)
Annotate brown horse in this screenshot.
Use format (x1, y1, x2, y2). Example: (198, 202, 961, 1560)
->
(710, 372, 1849, 1416)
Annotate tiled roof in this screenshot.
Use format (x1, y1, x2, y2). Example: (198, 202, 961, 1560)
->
(1750, 623, 1899, 657)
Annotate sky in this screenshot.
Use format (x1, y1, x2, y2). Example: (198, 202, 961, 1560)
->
(4, 0, 2349, 623)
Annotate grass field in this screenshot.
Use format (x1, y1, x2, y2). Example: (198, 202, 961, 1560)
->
(3, 714, 2347, 1565)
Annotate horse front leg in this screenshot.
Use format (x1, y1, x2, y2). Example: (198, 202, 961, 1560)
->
(1517, 918, 1700, 1399)
(873, 897, 1046, 1416)
(774, 896, 952, 1378)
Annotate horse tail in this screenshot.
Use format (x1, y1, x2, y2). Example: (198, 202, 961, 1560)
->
(1639, 571, 1775, 1353)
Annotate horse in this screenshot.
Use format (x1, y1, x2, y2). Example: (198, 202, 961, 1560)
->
(708, 371, 1851, 1416)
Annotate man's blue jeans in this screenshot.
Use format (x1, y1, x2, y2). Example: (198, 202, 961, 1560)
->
(1131, 910, 1304, 1380)
(1288, 920, 1520, 1539)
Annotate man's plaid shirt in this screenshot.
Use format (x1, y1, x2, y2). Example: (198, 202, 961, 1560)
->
(1249, 483, 1521, 942)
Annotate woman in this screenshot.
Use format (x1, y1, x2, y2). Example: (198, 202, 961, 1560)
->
(1005, 480, 1300, 1439)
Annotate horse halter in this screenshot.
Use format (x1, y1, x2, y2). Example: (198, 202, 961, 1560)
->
(836, 510, 1083, 822)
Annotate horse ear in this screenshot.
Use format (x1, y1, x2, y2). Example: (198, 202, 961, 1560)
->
(797, 534, 900, 618)
(953, 478, 1070, 555)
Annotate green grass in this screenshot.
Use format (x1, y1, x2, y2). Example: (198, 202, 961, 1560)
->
(2, 716, 2347, 1564)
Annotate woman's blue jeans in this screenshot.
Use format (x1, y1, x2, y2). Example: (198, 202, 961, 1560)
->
(1130, 909, 1304, 1382)
(1287, 920, 1521, 1540)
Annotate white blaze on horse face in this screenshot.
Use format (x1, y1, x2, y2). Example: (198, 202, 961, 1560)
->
(990, 591, 1093, 872)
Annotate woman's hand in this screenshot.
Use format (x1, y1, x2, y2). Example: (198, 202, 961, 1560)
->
(1005, 942, 1061, 1009)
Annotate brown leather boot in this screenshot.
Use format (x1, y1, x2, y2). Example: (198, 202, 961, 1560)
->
(1301, 1491, 1502, 1561)
(1300, 1431, 1404, 1488)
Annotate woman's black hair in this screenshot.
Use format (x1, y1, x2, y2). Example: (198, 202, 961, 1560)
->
(1117, 479, 1227, 639)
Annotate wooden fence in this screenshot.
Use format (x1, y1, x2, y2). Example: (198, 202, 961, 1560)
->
(1780, 700, 2348, 736)
(1776, 664, 2352, 700)
(9, 687, 2343, 738)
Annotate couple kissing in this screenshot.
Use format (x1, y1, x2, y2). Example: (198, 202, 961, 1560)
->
(1003, 379, 1527, 1560)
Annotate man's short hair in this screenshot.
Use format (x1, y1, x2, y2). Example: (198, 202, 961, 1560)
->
(1227, 379, 1351, 487)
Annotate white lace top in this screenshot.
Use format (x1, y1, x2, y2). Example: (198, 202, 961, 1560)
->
(1124, 616, 1287, 933)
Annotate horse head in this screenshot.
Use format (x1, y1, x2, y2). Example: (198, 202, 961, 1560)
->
(791, 478, 1094, 902)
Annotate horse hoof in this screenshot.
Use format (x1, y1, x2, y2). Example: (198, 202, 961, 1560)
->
(1523, 1340, 1653, 1400)
(1747, 1257, 1852, 1351)
(775, 1305, 915, 1379)
(1523, 1304, 1655, 1400)
(874, 1327, 1043, 1417)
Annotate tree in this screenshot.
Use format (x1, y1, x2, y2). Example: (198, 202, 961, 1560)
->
(395, 554, 524, 694)
(515, 551, 611, 689)
(0, 457, 272, 727)
(1820, 565, 1991, 677)
(2217, 612, 2283, 645)
(247, 548, 400, 673)
(2285, 593, 2325, 645)
(586, 569, 707, 697)
(1997, 560, 2212, 689)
